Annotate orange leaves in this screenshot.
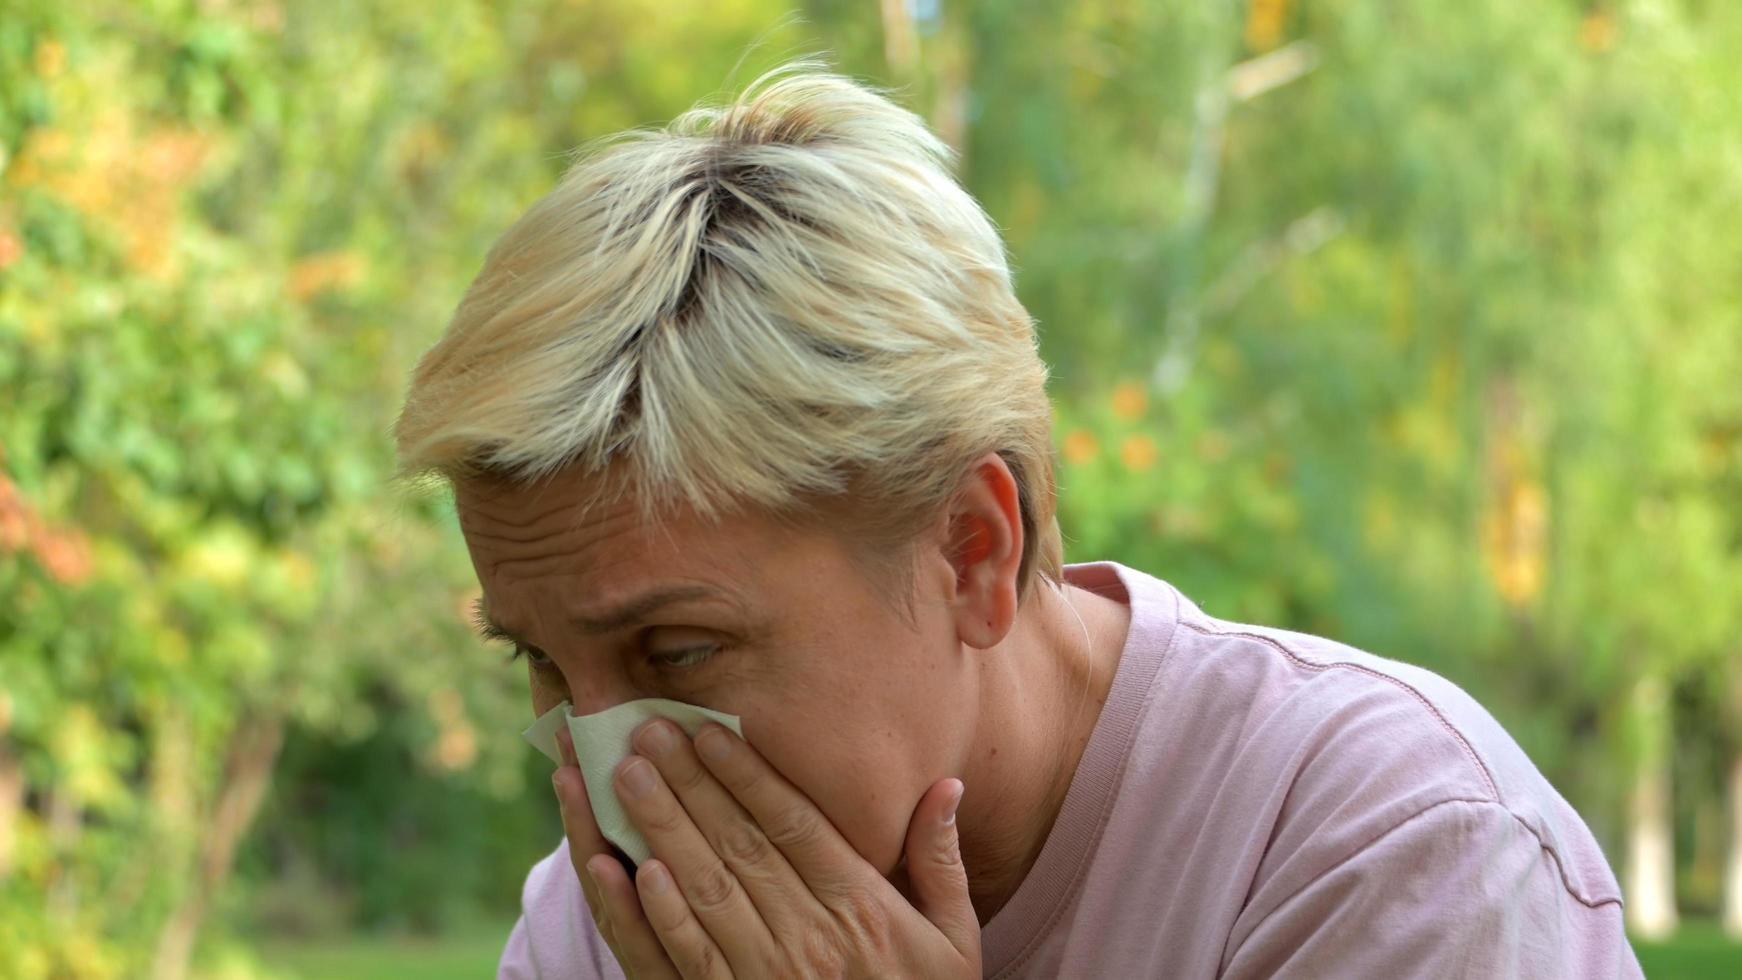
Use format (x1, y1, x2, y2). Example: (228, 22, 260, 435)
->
(1581, 12, 1619, 54)
(1063, 429, 1100, 465)
(33, 40, 67, 79)
(1121, 434, 1160, 472)
(1111, 381, 1161, 472)
(0, 226, 20, 270)
(1245, 0, 1292, 54)
(1110, 381, 1148, 421)
(288, 251, 367, 301)
(10, 114, 214, 277)
(427, 689, 478, 773)
(1061, 380, 1175, 475)
(0, 471, 93, 586)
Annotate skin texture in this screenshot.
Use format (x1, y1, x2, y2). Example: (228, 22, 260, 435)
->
(456, 452, 1131, 949)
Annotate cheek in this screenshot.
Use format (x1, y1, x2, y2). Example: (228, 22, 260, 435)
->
(754, 716, 936, 878)
(746, 604, 963, 874)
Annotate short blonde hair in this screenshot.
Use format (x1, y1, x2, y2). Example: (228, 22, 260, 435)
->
(395, 60, 1063, 604)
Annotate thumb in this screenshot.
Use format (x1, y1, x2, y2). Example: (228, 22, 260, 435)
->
(903, 777, 978, 957)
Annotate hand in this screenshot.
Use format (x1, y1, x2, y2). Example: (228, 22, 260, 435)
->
(550, 720, 980, 978)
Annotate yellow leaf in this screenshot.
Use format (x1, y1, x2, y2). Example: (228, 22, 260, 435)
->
(1110, 382, 1148, 421)
(1121, 434, 1159, 472)
(1244, 0, 1291, 53)
(1063, 430, 1100, 466)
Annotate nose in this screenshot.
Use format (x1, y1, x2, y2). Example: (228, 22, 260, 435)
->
(557, 665, 645, 718)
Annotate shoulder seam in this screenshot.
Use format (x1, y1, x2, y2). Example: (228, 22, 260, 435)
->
(1179, 621, 1502, 801)
(1256, 798, 1623, 927)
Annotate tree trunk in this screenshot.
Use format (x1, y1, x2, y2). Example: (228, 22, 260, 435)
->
(46, 782, 83, 920)
(0, 741, 21, 881)
(878, 0, 918, 77)
(1726, 748, 1742, 936)
(1625, 675, 1678, 939)
(150, 714, 284, 980)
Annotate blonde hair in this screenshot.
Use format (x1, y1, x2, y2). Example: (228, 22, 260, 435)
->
(395, 60, 1063, 606)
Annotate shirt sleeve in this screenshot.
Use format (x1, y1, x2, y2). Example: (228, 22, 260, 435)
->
(497, 915, 536, 980)
(497, 837, 628, 980)
(1221, 799, 1644, 980)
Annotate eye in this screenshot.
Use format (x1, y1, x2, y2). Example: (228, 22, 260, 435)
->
(508, 644, 555, 669)
(648, 644, 719, 672)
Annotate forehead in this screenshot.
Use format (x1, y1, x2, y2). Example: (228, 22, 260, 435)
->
(451, 467, 863, 621)
(457, 470, 750, 574)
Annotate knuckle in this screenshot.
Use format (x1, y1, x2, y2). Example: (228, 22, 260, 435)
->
(826, 883, 895, 961)
(685, 862, 739, 914)
(933, 826, 962, 865)
(645, 894, 687, 932)
(667, 759, 711, 794)
(763, 804, 825, 851)
(688, 940, 721, 978)
(638, 803, 686, 836)
(716, 818, 772, 867)
(719, 757, 762, 794)
(792, 926, 848, 978)
(836, 882, 890, 935)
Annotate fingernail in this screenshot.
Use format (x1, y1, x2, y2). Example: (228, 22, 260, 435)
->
(943, 780, 964, 826)
(620, 757, 658, 800)
(636, 720, 678, 758)
(641, 862, 672, 895)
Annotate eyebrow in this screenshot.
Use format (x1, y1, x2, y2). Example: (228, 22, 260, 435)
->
(471, 585, 728, 644)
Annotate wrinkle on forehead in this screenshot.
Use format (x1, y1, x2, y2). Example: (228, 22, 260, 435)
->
(464, 500, 641, 570)
(455, 469, 770, 624)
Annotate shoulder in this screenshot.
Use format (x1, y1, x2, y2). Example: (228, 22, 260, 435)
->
(522, 836, 583, 915)
(1222, 796, 1639, 978)
(1155, 602, 1622, 912)
(507, 837, 623, 979)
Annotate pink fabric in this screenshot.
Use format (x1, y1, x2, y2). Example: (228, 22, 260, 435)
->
(498, 561, 1642, 979)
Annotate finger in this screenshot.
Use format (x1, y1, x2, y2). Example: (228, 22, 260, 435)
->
(553, 730, 619, 938)
(616, 753, 777, 966)
(588, 854, 682, 980)
(632, 719, 809, 930)
(557, 721, 577, 768)
(902, 778, 978, 959)
(693, 723, 867, 901)
(636, 860, 735, 980)
(554, 729, 611, 863)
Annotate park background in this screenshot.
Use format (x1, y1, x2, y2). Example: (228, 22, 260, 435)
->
(2, 0, 1739, 976)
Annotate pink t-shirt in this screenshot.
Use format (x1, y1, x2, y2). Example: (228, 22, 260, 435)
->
(498, 560, 1642, 978)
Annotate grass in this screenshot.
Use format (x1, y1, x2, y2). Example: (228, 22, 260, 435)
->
(1633, 922, 1742, 978)
(256, 920, 511, 980)
(254, 920, 1742, 978)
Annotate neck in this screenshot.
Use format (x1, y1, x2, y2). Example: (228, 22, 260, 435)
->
(954, 577, 1128, 925)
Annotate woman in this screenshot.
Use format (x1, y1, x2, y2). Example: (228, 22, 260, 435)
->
(394, 63, 1640, 978)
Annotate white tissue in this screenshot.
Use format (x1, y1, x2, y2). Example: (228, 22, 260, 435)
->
(523, 699, 744, 866)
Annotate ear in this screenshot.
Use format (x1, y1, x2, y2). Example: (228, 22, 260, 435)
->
(942, 452, 1024, 649)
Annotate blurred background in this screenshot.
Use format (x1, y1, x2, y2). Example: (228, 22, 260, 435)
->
(1, 0, 1738, 977)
